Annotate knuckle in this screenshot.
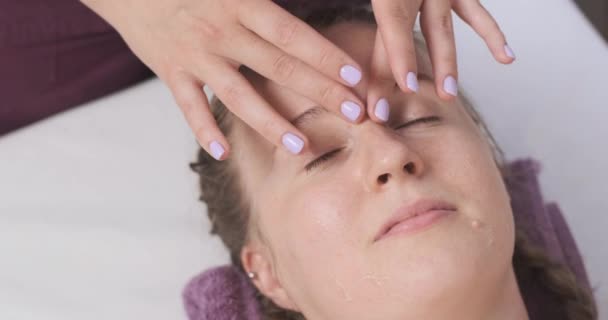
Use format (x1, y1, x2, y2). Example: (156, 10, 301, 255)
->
(319, 83, 339, 106)
(172, 84, 198, 114)
(175, 93, 195, 114)
(388, 8, 408, 21)
(318, 46, 335, 69)
(179, 8, 224, 42)
(439, 14, 453, 35)
(219, 82, 243, 108)
(198, 20, 223, 41)
(468, 11, 484, 27)
(261, 117, 280, 137)
(276, 17, 299, 47)
(272, 54, 297, 83)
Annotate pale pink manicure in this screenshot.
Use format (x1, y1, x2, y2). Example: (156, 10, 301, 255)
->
(209, 140, 225, 160)
(504, 44, 516, 59)
(443, 76, 458, 97)
(374, 98, 389, 122)
(341, 100, 362, 122)
(340, 65, 362, 86)
(406, 72, 419, 92)
(282, 132, 304, 155)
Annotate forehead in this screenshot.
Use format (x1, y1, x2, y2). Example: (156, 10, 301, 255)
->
(247, 21, 432, 123)
(244, 22, 371, 123)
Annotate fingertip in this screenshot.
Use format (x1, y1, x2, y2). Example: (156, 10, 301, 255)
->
(373, 97, 390, 122)
(340, 64, 363, 87)
(440, 75, 458, 98)
(493, 43, 516, 64)
(396, 78, 416, 94)
(205, 139, 230, 161)
(405, 71, 419, 93)
(504, 44, 516, 59)
(436, 88, 456, 101)
(341, 100, 364, 123)
(501, 43, 516, 64)
(281, 131, 307, 155)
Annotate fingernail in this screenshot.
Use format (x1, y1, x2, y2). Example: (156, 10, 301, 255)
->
(443, 76, 458, 96)
(282, 132, 304, 155)
(374, 98, 389, 122)
(504, 44, 516, 59)
(406, 72, 419, 92)
(209, 140, 225, 160)
(341, 100, 362, 122)
(340, 65, 362, 86)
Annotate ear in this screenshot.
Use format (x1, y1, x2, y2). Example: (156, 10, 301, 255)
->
(240, 242, 299, 311)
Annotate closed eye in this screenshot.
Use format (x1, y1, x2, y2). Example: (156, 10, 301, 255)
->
(304, 116, 440, 173)
(305, 147, 343, 173)
(393, 116, 441, 130)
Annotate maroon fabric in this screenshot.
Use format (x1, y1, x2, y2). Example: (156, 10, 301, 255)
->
(0, 1, 152, 135)
(505, 158, 595, 320)
(182, 159, 596, 320)
(0, 0, 367, 136)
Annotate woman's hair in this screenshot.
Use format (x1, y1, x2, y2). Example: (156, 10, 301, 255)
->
(189, 6, 597, 320)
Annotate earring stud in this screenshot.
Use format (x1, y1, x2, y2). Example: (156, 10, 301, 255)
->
(247, 271, 257, 279)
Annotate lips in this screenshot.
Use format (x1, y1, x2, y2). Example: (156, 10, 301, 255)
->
(374, 198, 457, 242)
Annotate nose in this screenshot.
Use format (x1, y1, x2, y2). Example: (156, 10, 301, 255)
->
(356, 121, 425, 192)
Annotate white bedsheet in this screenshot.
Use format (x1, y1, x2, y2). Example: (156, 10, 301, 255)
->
(1, 0, 606, 318)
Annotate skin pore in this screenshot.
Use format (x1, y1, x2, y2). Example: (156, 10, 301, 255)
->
(234, 21, 530, 320)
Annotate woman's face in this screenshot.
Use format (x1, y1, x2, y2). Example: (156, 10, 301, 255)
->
(234, 22, 515, 319)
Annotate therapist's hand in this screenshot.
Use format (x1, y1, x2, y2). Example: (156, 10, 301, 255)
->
(80, 0, 367, 160)
(366, 0, 515, 122)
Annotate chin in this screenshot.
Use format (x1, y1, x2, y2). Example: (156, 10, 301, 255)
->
(379, 225, 512, 302)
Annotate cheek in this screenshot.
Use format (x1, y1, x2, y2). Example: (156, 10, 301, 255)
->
(296, 182, 350, 234)
(275, 178, 360, 268)
(268, 178, 375, 314)
(427, 123, 515, 266)
(430, 119, 511, 220)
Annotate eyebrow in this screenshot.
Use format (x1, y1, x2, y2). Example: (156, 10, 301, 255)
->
(290, 73, 435, 129)
(290, 106, 327, 129)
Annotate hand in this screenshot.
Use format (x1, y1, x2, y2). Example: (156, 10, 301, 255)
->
(366, 0, 515, 122)
(81, 0, 367, 159)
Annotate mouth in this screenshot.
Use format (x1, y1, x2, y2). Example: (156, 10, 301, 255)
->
(373, 198, 457, 243)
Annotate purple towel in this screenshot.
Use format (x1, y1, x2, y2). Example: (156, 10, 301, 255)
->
(182, 158, 593, 319)
(183, 266, 261, 320)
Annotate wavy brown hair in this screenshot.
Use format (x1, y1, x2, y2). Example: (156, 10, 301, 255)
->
(190, 6, 597, 320)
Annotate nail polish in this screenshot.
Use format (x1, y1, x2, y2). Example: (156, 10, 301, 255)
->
(443, 76, 458, 96)
(282, 132, 304, 155)
(406, 72, 419, 92)
(340, 65, 362, 86)
(209, 140, 225, 160)
(504, 44, 516, 59)
(341, 100, 361, 122)
(374, 98, 389, 122)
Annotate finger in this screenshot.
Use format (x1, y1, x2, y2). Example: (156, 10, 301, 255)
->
(452, 1, 515, 64)
(238, 0, 364, 87)
(420, 0, 458, 100)
(367, 30, 395, 123)
(202, 60, 310, 156)
(372, 0, 421, 94)
(167, 71, 230, 161)
(227, 28, 366, 123)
